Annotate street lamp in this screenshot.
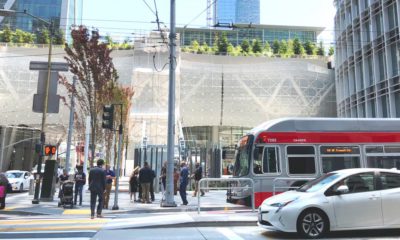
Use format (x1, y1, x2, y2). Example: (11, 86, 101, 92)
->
(0, 9, 54, 204)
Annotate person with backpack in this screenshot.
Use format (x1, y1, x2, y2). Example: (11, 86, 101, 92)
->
(74, 165, 86, 206)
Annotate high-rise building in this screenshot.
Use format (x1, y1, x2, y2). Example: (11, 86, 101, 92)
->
(334, 0, 400, 118)
(214, 0, 260, 25)
(0, 0, 82, 36)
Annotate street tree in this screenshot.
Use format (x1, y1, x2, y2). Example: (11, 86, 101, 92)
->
(1, 26, 13, 43)
(241, 39, 250, 54)
(293, 38, 305, 55)
(252, 39, 262, 53)
(279, 40, 288, 55)
(263, 41, 271, 54)
(217, 32, 229, 54)
(304, 40, 316, 55)
(36, 28, 50, 44)
(328, 46, 335, 56)
(317, 41, 325, 56)
(272, 40, 280, 54)
(191, 40, 200, 53)
(61, 26, 119, 166)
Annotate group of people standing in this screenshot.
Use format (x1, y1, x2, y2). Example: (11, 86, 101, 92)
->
(128, 161, 204, 206)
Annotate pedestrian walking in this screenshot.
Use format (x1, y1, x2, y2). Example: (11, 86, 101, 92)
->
(179, 162, 189, 205)
(58, 169, 69, 199)
(0, 172, 9, 209)
(88, 159, 106, 219)
(103, 164, 115, 209)
(160, 161, 167, 193)
(173, 168, 179, 195)
(192, 162, 205, 197)
(129, 167, 139, 202)
(149, 167, 156, 202)
(139, 162, 153, 203)
(74, 165, 86, 206)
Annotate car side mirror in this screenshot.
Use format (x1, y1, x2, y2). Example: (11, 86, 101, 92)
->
(25, 176, 28, 179)
(336, 185, 349, 195)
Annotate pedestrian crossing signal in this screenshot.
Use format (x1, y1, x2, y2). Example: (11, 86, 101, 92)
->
(44, 145, 56, 156)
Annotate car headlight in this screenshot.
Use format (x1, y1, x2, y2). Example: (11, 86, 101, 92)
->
(270, 199, 297, 213)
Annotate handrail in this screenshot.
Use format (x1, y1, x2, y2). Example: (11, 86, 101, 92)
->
(272, 177, 315, 195)
(197, 177, 255, 214)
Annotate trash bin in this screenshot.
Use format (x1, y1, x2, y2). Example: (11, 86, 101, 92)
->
(29, 179, 35, 195)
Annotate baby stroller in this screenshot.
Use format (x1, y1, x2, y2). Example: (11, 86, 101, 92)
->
(58, 180, 74, 208)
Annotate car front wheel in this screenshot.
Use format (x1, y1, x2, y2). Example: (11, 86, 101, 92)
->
(19, 184, 23, 193)
(297, 209, 328, 239)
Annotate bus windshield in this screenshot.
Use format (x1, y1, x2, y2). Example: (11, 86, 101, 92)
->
(233, 135, 253, 177)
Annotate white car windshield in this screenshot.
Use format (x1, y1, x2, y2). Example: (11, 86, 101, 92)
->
(6, 172, 23, 178)
(297, 173, 341, 192)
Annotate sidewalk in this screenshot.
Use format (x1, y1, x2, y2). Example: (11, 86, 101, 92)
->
(1, 177, 257, 228)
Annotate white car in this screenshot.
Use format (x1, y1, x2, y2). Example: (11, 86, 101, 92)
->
(6, 170, 33, 192)
(258, 168, 400, 238)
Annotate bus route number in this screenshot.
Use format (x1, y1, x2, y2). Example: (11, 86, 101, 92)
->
(267, 138, 277, 143)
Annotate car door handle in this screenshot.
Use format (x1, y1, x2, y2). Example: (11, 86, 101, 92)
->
(368, 195, 380, 200)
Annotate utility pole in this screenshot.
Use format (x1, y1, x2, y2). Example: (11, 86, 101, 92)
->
(65, 76, 77, 173)
(162, 0, 177, 207)
(112, 104, 123, 210)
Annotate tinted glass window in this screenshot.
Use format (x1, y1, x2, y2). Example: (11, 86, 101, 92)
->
(288, 157, 316, 174)
(263, 147, 280, 174)
(367, 156, 400, 169)
(333, 172, 376, 194)
(379, 172, 400, 189)
(322, 156, 360, 173)
(287, 146, 315, 155)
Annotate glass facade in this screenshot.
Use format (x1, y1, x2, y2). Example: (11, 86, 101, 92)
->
(0, 0, 82, 37)
(178, 25, 321, 46)
(334, 0, 400, 118)
(214, 0, 260, 24)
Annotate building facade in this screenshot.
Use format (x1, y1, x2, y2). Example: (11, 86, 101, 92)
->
(214, 0, 260, 24)
(178, 24, 322, 47)
(0, 0, 82, 37)
(334, 0, 400, 117)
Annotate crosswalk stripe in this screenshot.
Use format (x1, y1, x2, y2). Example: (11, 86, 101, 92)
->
(63, 209, 91, 215)
(216, 227, 245, 240)
(0, 219, 108, 225)
(0, 224, 103, 232)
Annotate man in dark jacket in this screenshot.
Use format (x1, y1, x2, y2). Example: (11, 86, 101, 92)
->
(74, 165, 86, 206)
(139, 162, 153, 203)
(192, 162, 205, 197)
(179, 162, 189, 205)
(88, 159, 106, 219)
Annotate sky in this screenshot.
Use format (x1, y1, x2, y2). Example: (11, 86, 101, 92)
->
(82, 0, 336, 44)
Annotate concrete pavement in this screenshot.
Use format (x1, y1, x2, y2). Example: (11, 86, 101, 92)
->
(0, 177, 257, 230)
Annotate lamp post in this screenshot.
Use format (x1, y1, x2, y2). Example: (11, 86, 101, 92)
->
(0, 9, 54, 204)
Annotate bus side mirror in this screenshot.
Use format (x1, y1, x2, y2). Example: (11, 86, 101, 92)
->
(336, 185, 349, 195)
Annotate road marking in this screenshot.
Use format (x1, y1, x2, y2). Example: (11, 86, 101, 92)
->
(63, 209, 91, 215)
(216, 227, 244, 240)
(0, 219, 108, 225)
(0, 225, 103, 232)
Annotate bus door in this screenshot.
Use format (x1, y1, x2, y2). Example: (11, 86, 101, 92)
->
(253, 144, 281, 206)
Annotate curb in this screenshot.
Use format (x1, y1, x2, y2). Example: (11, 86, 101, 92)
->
(119, 220, 258, 229)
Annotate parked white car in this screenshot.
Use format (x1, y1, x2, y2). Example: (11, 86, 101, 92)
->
(5, 170, 33, 192)
(258, 168, 400, 238)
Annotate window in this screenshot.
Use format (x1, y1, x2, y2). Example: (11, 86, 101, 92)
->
(253, 146, 280, 174)
(320, 146, 361, 173)
(365, 145, 400, 169)
(328, 172, 375, 194)
(380, 172, 400, 189)
(287, 146, 316, 175)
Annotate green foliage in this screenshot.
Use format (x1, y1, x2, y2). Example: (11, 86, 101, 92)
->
(53, 29, 65, 45)
(23, 31, 35, 44)
(36, 28, 50, 44)
(303, 41, 315, 55)
(317, 41, 325, 56)
(252, 39, 262, 53)
(212, 34, 219, 53)
(328, 46, 334, 56)
(191, 40, 200, 53)
(279, 40, 288, 55)
(293, 38, 305, 55)
(201, 42, 209, 53)
(263, 41, 271, 53)
(272, 40, 280, 54)
(13, 29, 25, 43)
(217, 32, 229, 54)
(1, 26, 13, 43)
(227, 43, 235, 54)
(241, 39, 250, 54)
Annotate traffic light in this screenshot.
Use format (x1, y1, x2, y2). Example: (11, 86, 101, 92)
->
(102, 104, 114, 129)
(44, 145, 56, 156)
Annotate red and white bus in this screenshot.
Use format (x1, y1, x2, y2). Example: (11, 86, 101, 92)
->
(230, 118, 400, 207)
